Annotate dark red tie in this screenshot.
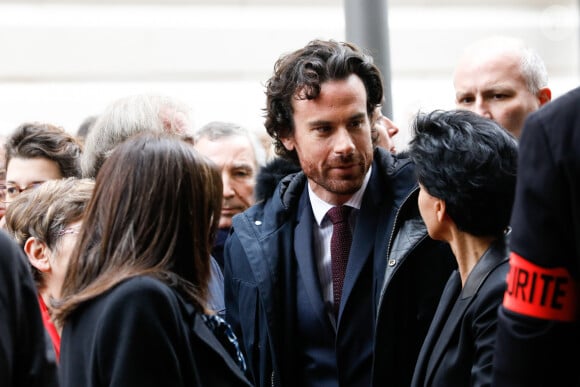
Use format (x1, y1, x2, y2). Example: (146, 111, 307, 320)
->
(327, 205, 352, 317)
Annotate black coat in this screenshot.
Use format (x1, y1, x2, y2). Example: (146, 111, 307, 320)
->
(59, 276, 251, 387)
(493, 86, 580, 386)
(0, 230, 58, 387)
(411, 238, 509, 386)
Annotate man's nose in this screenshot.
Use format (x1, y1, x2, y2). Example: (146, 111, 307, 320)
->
(473, 99, 492, 119)
(222, 174, 235, 198)
(333, 127, 355, 154)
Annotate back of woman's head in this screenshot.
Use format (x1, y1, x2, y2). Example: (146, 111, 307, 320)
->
(409, 109, 518, 237)
(57, 131, 222, 323)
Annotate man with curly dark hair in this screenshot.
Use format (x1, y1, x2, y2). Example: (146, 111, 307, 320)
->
(224, 39, 456, 387)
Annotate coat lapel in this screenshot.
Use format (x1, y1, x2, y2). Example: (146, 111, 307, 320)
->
(294, 193, 333, 328)
(424, 272, 467, 384)
(424, 239, 508, 384)
(191, 313, 251, 383)
(338, 203, 376, 320)
(416, 271, 461, 385)
(340, 161, 395, 319)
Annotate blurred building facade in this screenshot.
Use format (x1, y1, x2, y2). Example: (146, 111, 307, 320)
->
(0, 0, 577, 149)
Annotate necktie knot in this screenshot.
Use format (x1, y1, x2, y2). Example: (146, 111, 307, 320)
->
(327, 205, 352, 225)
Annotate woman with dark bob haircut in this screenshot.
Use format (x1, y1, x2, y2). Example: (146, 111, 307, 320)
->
(54, 132, 251, 387)
(408, 109, 518, 387)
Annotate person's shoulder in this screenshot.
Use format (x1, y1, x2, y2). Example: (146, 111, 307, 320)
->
(373, 147, 418, 197)
(0, 229, 40, 311)
(0, 229, 13, 245)
(255, 157, 301, 202)
(0, 229, 24, 260)
(110, 276, 174, 300)
(86, 276, 183, 329)
(526, 86, 580, 130)
(86, 276, 179, 317)
(544, 86, 580, 112)
(521, 87, 580, 153)
(374, 147, 414, 173)
(0, 230, 30, 281)
(471, 259, 510, 315)
(241, 167, 306, 222)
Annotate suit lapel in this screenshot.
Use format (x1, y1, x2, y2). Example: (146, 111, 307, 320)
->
(415, 271, 461, 385)
(338, 202, 376, 319)
(424, 238, 508, 384)
(424, 272, 466, 384)
(340, 163, 394, 319)
(294, 194, 333, 328)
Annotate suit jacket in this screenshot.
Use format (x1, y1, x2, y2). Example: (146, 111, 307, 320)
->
(411, 238, 509, 387)
(225, 148, 456, 387)
(59, 276, 251, 387)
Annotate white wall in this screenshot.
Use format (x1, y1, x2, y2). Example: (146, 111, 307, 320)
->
(0, 1, 578, 151)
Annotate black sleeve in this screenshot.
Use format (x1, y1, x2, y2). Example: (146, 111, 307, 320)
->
(0, 230, 59, 387)
(493, 88, 580, 386)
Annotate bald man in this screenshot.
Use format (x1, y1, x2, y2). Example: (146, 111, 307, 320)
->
(453, 36, 551, 138)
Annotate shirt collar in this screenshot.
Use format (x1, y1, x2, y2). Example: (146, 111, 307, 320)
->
(309, 166, 372, 226)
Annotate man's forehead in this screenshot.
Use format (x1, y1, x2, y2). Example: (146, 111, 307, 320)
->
(195, 136, 257, 165)
(454, 53, 525, 89)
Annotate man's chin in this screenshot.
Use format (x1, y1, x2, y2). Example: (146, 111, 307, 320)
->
(218, 217, 234, 230)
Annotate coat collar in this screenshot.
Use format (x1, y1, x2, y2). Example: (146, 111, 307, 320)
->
(460, 237, 509, 299)
(179, 294, 251, 386)
(422, 236, 509, 384)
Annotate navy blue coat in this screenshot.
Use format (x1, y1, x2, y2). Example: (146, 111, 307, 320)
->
(225, 148, 456, 387)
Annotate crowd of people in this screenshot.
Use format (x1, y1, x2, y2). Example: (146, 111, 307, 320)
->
(0, 34, 578, 387)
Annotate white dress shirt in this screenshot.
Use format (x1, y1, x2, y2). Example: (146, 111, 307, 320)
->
(308, 166, 372, 313)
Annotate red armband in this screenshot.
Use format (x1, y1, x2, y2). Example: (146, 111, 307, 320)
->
(503, 252, 578, 321)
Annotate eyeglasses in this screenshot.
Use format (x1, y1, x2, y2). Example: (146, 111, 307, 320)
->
(57, 227, 81, 237)
(3, 182, 44, 203)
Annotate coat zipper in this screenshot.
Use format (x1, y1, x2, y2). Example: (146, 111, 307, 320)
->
(377, 185, 419, 311)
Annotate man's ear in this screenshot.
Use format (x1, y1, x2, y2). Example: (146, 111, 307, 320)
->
(279, 130, 295, 152)
(538, 87, 552, 106)
(23, 237, 51, 273)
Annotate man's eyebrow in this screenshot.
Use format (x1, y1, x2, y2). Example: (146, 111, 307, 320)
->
(350, 112, 367, 120)
(307, 113, 367, 126)
(306, 119, 332, 127)
(231, 161, 255, 170)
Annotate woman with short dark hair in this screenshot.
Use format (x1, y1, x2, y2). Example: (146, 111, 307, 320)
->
(409, 109, 518, 387)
